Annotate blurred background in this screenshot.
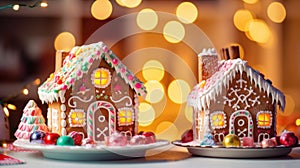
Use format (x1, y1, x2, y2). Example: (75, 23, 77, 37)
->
(0, 0, 299, 141)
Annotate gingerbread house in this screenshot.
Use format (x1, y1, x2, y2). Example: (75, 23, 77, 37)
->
(188, 47, 285, 143)
(38, 42, 147, 143)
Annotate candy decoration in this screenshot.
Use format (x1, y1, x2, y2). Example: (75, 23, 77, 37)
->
(223, 134, 241, 147)
(142, 131, 156, 144)
(241, 137, 254, 147)
(181, 129, 193, 143)
(68, 131, 84, 146)
(44, 132, 60, 145)
(261, 138, 277, 148)
(130, 135, 146, 145)
(105, 132, 127, 146)
(82, 138, 95, 146)
(56, 135, 75, 146)
(30, 130, 46, 144)
(279, 131, 299, 147)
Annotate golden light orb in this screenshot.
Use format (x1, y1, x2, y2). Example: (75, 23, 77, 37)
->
(54, 32, 76, 51)
(233, 9, 254, 32)
(163, 21, 185, 43)
(136, 8, 158, 30)
(267, 2, 286, 23)
(91, 0, 113, 20)
(176, 2, 198, 24)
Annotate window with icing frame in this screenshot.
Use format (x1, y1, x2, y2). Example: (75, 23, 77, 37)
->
(118, 108, 134, 126)
(257, 111, 272, 128)
(210, 111, 227, 129)
(68, 109, 86, 127)
(91, 68, 111, 88)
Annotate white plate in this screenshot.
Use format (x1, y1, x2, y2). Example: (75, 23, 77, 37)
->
(173, 141, 298, 158)
(13, 140, 169, 160)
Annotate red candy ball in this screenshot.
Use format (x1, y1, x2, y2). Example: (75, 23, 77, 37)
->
(181, 129, 193, 143)
(68, 131, 84, 146)
(280, 131, 299, 147)
(44, 132, 60, 145)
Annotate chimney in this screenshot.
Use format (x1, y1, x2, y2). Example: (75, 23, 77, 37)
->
(198, 48, 218, 82)
(55, 50, 69, 71)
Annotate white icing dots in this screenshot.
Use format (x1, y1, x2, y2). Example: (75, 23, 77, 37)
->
(60, 104, 66, 112)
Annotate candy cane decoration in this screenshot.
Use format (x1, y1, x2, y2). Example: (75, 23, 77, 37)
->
(87, 101, 115, 142)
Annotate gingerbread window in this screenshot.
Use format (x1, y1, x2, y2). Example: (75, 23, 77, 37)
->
(257, 111, 272, 128)
(92, 68, 111, 88)
(118, 108, 134, 126)
(210, 111, 227, 129)
(68, 109, 86, 127)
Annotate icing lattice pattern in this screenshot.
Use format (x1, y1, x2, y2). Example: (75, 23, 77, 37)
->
(188, 58, 285, 112)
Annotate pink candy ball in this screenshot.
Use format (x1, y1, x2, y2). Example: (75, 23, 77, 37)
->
(130, 135, 146, 145)
(242, 137, 254, 147)
(261, 139, 277, 148)
(105, 132, 127, 146)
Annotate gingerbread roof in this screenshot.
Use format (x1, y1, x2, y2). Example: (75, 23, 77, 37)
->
(188, 58, 285, 112)
(38, 42, 147, 103)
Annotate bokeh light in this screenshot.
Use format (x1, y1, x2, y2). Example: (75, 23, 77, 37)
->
(144, 80, 165, 104)
(136, 8, 158, 31)
(163, 21, 185, 43)
(138, 102, 155, 126)
(168, 79, 190, 104)
(267, 2, 286, 23)
(115, 0, 125, 7)
(281, 94, 295, 116)
(156, 121, 179, 140)
(54, 32, 76, 51)
(243, 0, 258, 4)
(176, 2, 198, 24)
(91, 0, 113, 20)
(296, 119, 300, 126)
(142, 60, 165, 81)
(246, 19, 271, 43)
(122, 0, 142, 8)
(233, 9, 254, 32)
(185, 106, 193, 123)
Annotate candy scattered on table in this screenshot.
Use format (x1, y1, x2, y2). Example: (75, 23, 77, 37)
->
(56, 135, 75, 146)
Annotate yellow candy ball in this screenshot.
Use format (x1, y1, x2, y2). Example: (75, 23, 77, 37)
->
(223, 134, 241, 147)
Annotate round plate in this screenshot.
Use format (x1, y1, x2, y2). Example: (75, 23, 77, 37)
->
(172, 141, 298, 158)
(13, 140, 169, 161)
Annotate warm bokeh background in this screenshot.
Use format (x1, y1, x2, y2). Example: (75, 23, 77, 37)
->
(0, 0, 299, 141)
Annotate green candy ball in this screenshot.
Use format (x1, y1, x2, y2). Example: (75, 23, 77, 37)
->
(56, 135, 75, 146)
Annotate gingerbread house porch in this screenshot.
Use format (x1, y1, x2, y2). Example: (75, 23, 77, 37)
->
(38, 42, 146, 143)
(188, 47, 285, 143)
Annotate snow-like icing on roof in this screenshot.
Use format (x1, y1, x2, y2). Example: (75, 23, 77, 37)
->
(188, 58, 285, 112)
(38, 42, 147, 103)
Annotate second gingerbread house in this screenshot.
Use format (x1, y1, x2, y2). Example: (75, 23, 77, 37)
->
(188, 47, 285, 143)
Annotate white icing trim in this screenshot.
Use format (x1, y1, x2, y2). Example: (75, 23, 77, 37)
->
(110, 95, 132, 107)
(68, 95, 94, 108)
(188, 59, 285, 112)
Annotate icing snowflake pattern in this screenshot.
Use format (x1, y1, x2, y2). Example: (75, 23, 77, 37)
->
(223, 75, 260, 110)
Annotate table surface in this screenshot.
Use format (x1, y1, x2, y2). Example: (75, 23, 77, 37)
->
(2, 145, 300, 168)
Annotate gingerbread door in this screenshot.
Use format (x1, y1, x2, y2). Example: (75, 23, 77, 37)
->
(87, 101, 116, 142)
(229, 110, 254, 138)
